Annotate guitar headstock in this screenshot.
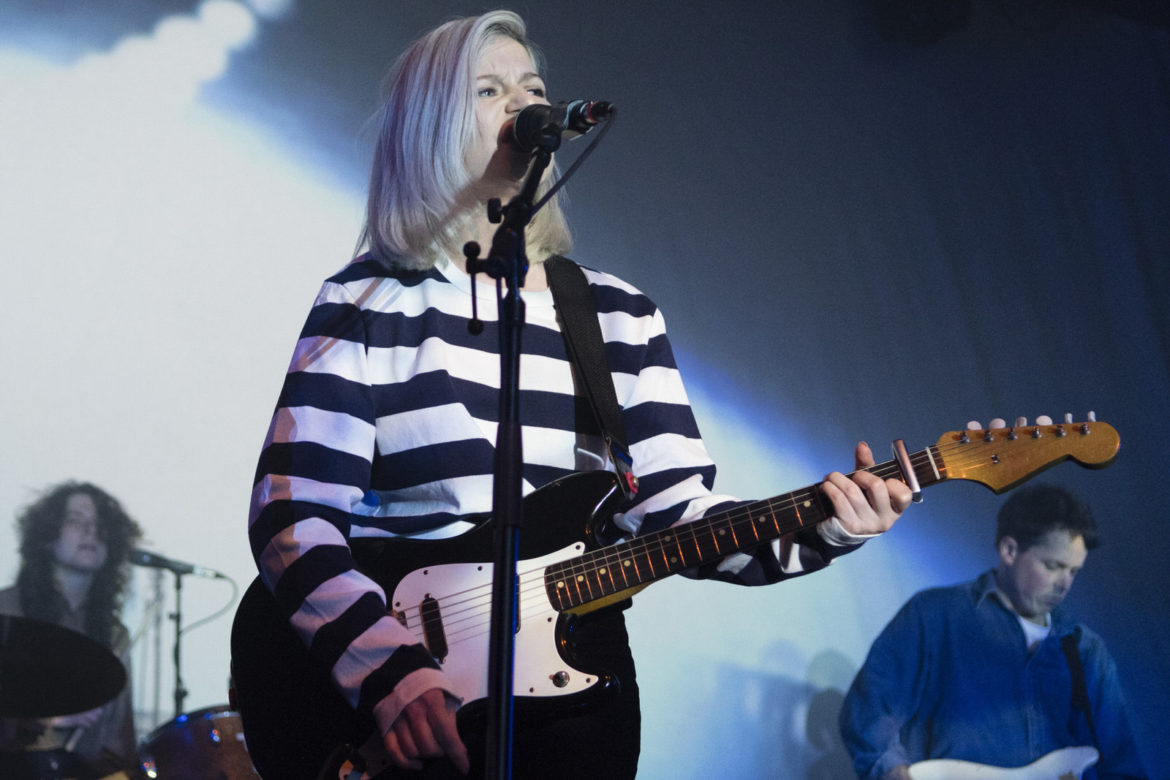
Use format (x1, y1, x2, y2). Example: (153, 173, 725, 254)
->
(932, 416, 1119, 494)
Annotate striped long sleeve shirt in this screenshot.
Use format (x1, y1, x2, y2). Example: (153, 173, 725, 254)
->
(247, 254, 855, 737)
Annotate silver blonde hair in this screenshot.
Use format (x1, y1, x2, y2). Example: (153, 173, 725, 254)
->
(359, 10, 572, 269)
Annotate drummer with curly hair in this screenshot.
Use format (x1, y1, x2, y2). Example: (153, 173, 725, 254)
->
(0, 480, 143, 779)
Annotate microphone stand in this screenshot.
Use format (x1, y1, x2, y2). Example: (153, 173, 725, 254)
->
(151, 569, 163, 728)
(169, 571, 188, 719)
(465, 140, 557, 780)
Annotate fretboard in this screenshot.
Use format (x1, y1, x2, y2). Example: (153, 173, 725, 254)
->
(544, 445, 945, 611)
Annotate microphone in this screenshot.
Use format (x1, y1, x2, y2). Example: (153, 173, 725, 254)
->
(130, 549, 224, 579)
(512, 99, 615, 152)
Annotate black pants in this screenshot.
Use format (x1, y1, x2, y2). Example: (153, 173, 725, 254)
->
(398, 606, 641, 780)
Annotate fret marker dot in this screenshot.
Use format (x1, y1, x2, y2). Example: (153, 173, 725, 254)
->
(718, 529, 727, 536)
(599, 568, 607, 575)
(803, 501, 811, 508)
(623, 560, 631, 567)
(576, 575, 584, 582)
(670, 556, 678, 564)
(556, 582, 564, 589)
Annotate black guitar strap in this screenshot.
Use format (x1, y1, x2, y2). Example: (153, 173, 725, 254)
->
(1061, 630, 1101, 750)
(543, 255, 639, 501)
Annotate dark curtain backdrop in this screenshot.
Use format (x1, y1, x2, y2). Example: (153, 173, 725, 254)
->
(545, 4, 1170, 768)
(3, 0, 1166, 775)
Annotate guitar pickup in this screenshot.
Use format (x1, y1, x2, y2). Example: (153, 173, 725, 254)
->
(420, 594, 448, 662)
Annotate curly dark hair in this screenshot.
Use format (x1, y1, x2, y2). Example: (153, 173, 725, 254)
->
(995, 483, 1100, 553)
(14, 481, 142, 649)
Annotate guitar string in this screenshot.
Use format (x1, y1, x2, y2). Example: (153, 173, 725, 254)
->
(411, 434, 956, 644)
(394, 568, 564, 647)
(410, 430, 1083, 632)
(393, 428, 1096, 631)
(414, 431, 1063, 618)
(408, 441, 1104, 649)
(419, 439, 949, 646)
(399, 452, 894, 632)
(545, 428, 1100, 593)
(391, 427, 1101, 644)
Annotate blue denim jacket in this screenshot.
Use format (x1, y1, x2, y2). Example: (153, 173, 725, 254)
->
(839, 570, 1146, 779)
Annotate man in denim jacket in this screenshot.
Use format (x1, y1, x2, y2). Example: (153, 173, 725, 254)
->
(839, 484, 1146, 780)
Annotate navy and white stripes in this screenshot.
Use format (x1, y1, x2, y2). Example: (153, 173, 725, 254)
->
(247, 254, 817, 734)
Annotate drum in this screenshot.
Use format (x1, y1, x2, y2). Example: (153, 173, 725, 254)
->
(139, 705, 260, 779)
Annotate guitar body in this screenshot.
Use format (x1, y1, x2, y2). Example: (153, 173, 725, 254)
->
(909, 746, 1099, 780)
(230, 471, 629, 780)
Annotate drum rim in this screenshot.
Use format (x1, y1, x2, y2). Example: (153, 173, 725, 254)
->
(141, 703, 241, 743)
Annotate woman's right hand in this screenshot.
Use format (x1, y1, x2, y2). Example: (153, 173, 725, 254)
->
(383, 687, 469, 774)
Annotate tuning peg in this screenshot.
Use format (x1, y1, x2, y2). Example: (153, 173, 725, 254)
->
(1005, 417, 1025, 440)
(966, 420, 983, 430)
(1064, 413, 1074, 423)
(1036, 415, 1053, 425)
(1079, 411, 1098, 435)
(989, 418, 1007, 429)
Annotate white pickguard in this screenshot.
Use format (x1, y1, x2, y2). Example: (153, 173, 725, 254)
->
(909, 746, 1099, 780)
(391, 540, 596, 704)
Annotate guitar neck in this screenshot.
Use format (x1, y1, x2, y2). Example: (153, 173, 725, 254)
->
(544, 445, 944, 611)
(544, 418, 1118, 612)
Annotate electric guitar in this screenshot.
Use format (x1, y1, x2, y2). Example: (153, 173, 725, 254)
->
(230, 418, 1119, 779)
(910, 746, 1099, 779)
